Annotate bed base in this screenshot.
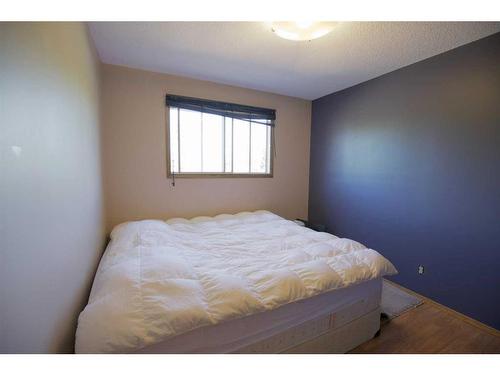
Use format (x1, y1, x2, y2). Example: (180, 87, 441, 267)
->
(234, 307, 381, 354)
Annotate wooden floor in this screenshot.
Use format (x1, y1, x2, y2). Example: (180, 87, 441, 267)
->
(350, 286, 500, 354)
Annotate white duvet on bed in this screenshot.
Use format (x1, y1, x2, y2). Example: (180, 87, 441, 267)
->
(75, 211, 397, 353)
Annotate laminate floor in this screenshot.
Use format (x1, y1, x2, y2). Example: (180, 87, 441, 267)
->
(350, 285, 500, 354)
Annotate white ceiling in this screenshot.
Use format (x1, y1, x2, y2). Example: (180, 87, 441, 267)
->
(88, 22, 500, 100)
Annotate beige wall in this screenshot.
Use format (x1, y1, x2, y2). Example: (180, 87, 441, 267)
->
(102, 64, 311, 231)
(0, 23, 105, 353)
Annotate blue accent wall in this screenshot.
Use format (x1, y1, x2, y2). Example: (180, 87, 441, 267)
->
(309, 32, 500, 329)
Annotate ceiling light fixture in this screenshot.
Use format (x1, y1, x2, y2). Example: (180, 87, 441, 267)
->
(271, 22, 338, 41)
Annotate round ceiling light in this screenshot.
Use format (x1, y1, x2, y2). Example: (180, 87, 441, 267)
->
(271, 22, 338, 41)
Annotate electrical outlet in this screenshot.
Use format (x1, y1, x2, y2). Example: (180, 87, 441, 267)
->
(418, 265, 425, 275)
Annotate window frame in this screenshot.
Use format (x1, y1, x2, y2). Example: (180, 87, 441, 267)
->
(166, 106, 274, 179)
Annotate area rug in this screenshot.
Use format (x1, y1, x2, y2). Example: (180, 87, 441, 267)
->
(381, 279, 423, 321)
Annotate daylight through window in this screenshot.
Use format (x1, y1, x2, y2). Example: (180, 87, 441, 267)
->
(166, 95, 275, 176)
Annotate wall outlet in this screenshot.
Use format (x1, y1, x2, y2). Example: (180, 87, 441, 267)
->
(418, 265, 425, 275)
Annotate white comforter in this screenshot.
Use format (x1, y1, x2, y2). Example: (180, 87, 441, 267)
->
(75, 211, 397, 353)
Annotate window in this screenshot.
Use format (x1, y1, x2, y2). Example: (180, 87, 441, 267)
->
(166, 95, 275, 177)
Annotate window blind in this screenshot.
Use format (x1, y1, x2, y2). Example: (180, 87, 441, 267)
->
(165, 94, 276, 127)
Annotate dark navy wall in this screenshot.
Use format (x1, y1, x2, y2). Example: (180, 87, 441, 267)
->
(309, 32, 500, 329)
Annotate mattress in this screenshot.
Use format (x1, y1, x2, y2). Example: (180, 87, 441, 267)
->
(75, 210, 397, 353)
(137, 278, 382, 353)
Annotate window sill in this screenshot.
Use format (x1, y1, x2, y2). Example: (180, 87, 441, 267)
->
(167, 173, 273, 178)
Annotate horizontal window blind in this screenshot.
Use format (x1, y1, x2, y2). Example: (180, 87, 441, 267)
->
(166, 94, 276, 126)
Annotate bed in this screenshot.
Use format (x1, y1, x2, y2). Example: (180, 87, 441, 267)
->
(75, 210, 397, 353)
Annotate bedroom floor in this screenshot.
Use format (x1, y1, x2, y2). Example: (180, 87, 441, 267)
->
(350, 292, 500, 354)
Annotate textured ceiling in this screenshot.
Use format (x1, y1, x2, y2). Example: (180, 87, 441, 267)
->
(88, 22, 500, 100)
